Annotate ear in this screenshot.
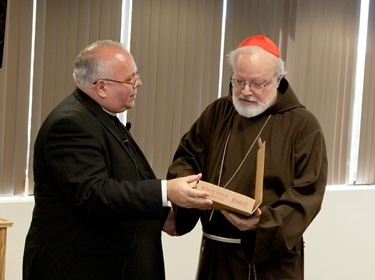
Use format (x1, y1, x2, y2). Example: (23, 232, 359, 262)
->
(95, 80, 108, 98)
(275, 75, 283, 88)
(229, 80, 233, 96)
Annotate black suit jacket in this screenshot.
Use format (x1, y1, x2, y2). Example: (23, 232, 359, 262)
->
(23, 89, 169, 280)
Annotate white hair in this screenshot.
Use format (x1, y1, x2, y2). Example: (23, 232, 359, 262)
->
(73, 40, 128, 87)
(227, 46, 286, 76)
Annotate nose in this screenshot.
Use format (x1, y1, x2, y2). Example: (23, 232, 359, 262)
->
(134, 78, 142, 89)
(241, 83, 254, 95)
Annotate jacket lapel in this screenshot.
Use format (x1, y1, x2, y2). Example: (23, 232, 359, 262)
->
(73, 88, 155, 179)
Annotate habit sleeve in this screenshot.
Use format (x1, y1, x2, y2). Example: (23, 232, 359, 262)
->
(249, 117, 328, 263)
(167, 99, 232, 235)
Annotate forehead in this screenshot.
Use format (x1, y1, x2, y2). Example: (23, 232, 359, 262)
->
(234, 52, 276, 79)
(103, 47, 137, 74)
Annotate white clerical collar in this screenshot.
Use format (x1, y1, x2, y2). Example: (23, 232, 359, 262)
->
(101, 107, 116, 116)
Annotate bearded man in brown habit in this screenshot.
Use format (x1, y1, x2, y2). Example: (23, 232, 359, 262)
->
(167, 34, 327, 280)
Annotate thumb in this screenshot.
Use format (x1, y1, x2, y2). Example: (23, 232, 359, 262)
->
(183, 173, 202, 183)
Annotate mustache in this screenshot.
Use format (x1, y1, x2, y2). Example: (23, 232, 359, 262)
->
(238, 95, 259, 102)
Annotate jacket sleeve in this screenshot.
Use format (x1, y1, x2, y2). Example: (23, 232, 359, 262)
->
(38, 116, 164, 220)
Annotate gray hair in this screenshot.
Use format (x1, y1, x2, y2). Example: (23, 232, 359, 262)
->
(227, 46, 286, 77)
(73, 40, 128, 87)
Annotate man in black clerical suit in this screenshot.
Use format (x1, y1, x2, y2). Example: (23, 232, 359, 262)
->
(23, 40, 212, 280)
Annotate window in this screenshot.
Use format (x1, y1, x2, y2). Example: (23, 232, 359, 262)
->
(0, 0, 374, 197)
(0, 0, 123, 196)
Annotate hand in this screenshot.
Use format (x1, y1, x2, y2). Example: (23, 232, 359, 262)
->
(162, 209, 178, 236)
(167, 174, 213, 210)
(221, 208, 262, 231)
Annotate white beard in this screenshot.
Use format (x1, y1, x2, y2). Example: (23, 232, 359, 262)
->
(233, 90, 277, 118)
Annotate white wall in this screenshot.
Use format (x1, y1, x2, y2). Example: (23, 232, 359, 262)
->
(1, 188, 375, 280)
(0, 197, 34, 280)
(303, 187, 375, 280)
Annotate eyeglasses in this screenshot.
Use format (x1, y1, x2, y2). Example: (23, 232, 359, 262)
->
(230, 73, 278, 92)
(93, 72, 142, 89)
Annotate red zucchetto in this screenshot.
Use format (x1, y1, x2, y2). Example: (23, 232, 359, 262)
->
(237, 34, 280, 58)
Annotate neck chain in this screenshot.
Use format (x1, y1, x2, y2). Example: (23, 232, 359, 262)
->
(208, 114, 271, 221)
